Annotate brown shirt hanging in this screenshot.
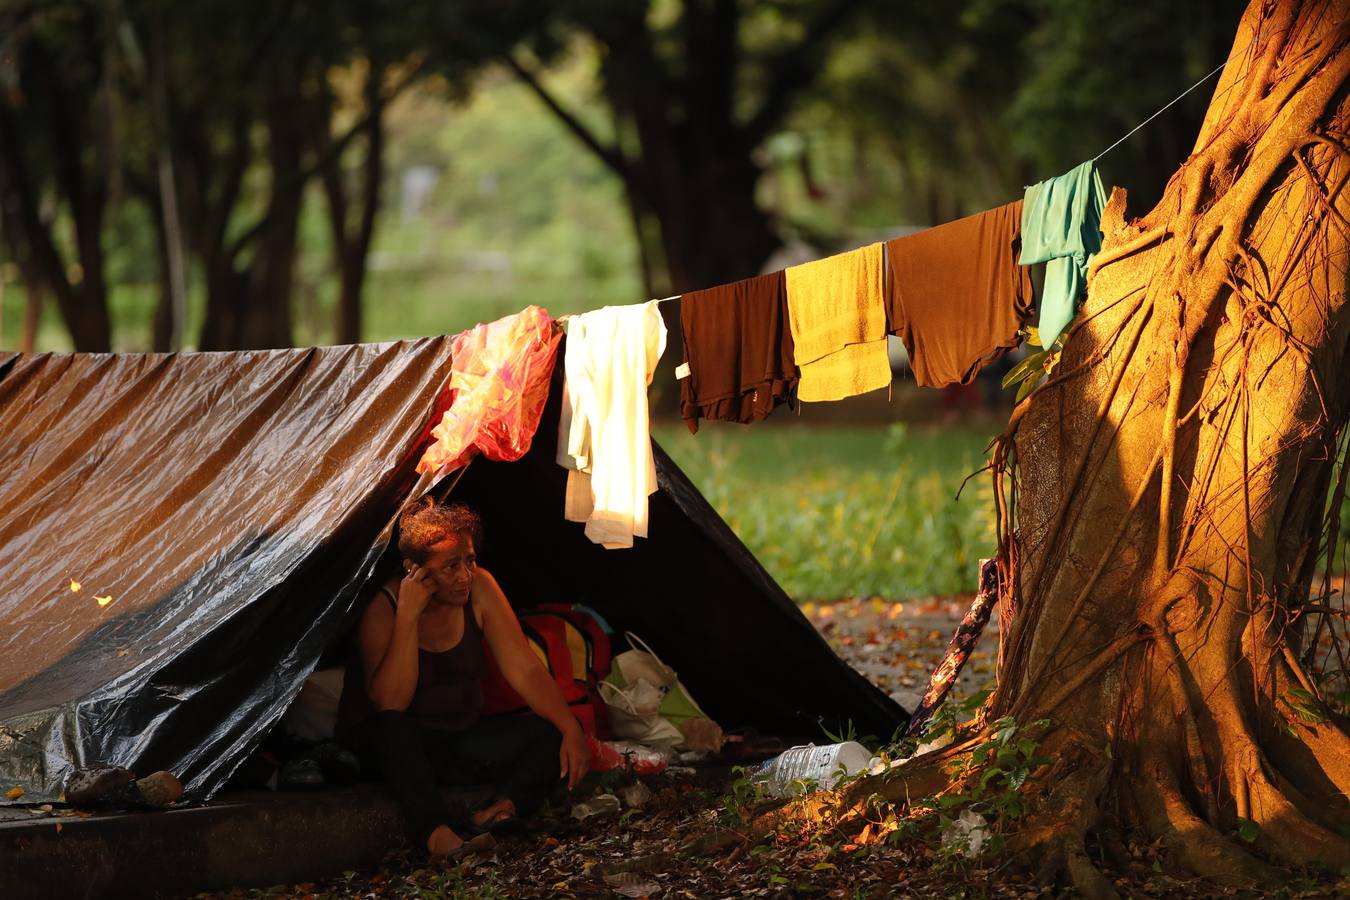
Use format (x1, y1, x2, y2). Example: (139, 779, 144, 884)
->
(885, 201, 1034, 388)
(679, 271, 799, 434)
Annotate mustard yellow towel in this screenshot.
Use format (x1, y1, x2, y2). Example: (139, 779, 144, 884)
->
(785, 242, 891, 402)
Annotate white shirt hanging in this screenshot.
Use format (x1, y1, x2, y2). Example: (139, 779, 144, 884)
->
(556, 300, 667, 549)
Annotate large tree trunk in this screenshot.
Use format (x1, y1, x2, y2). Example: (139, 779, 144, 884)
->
(198, 91, 302, 351)
(238, 92, 302, 350)
(512, 1, 862, 296)
(980, 0, 1349, 887)
(744, 1, 1350, 892)
(597, 7, 785, 293)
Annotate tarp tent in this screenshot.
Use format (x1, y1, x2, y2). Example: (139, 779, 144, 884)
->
(0, 340, 906, 803)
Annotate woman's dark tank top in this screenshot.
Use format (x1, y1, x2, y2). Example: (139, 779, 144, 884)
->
(337, 585, 485, 735)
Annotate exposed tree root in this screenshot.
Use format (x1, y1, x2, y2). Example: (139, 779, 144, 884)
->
(1062, 839, 1120, 900)
(1245, 765, 1350, 867)
(1010, 759, 1116, 898)
(681, 754, 957, 860)
(1133, 750, 1284, 888)
(841, 752, 958, 811)
(1269, 716, 1350, 806)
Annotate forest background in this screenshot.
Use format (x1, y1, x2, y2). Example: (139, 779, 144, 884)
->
(0, 0, 1254, 600)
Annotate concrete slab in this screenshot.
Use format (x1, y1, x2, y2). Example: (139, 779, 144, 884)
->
(0, 783, 492, 900)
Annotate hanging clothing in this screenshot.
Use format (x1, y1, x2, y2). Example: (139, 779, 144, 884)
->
(416, 305, 561, 478)
(904, 558, 1000, 738)
(678, 271, 798, 434)
(557, 300, 667, 549)
(885, 202, 1034, 388)
(784, 243, 891, 402)
(1019, 160, 1107, 347)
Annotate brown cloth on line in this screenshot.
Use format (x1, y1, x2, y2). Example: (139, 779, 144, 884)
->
(679, 270, 799, 434)
(885, 201, 1034, 388)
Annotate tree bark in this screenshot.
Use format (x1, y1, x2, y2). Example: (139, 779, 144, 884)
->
(749, 1, 1350, 890)
(197, 87, 302, 351)
(0, 183, 47, 353)
(237, 89, 303, 350)
(185, 113, 252, 352)
(596, 3, 785, 293)
(982, 0, 1350, 884)
(626, 133, 781, 293)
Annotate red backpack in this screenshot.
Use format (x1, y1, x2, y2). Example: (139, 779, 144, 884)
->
(480, 604, 612, 737)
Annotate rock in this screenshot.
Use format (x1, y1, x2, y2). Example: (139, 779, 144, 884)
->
(132, 771, 183, 807)
(65, 765, 135, 807)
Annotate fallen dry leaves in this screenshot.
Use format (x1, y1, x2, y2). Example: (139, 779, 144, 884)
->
(185, 598, 1345, 899)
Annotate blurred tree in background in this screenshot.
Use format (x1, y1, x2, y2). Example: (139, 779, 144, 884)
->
(0, 1, 116, 350)
(0, 0, 515, 350)
(0, 0, 1244, 352)
(495, 0, 868, 295)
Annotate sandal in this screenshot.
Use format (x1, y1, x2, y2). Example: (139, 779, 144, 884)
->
(467, 807, 528, 837)
(483, 815, 528, 837)
(433, 832, 497, 861)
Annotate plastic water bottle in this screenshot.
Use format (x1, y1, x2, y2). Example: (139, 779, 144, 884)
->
(753, 741, 872, 798)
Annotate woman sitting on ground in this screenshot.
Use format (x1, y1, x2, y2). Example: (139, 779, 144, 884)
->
(337, 498, 589, 855)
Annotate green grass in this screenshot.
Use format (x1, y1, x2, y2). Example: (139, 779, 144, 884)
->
(652, 420, 998, 601)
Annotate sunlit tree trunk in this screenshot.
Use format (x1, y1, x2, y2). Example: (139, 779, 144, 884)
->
(980, 0, 1349, 888)
(745, 3, 1350, 893)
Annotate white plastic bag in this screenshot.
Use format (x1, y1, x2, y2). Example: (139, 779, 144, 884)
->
(940, 809, 990, 856)
(598, 678, 684, 747)
(282, 668, 344, 742)
(604, 633, 723, 752)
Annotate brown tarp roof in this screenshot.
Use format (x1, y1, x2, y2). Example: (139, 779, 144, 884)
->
(0, 339, 905, 802)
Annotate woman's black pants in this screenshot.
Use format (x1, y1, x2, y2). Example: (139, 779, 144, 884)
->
(354, 710, 563, 846)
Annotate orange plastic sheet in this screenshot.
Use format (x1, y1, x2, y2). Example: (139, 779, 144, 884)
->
(416, 305, 561, 479)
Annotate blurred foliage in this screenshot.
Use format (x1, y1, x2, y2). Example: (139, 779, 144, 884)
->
(0, 0, 1246, 352)
(794, 0, 1242, 229)
(301, 60, 644, 344)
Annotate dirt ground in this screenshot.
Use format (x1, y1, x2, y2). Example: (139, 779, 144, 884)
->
(801, 596, 999, 720)
(196, 594, 1348, 899)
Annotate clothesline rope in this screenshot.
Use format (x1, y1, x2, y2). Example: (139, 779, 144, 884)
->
(1091, 58, 1231, 162)
(1092, 14, 1285, 164)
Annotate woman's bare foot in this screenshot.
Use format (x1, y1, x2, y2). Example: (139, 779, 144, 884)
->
(426, 823, 464, 855)
(470, 797, 517, 829)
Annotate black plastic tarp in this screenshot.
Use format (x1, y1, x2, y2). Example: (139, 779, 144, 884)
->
(0, 340, 457, 801)
(447, 365, 908, 744)
(0, 338, 905, 804)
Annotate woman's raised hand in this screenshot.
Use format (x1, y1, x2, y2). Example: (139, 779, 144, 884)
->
(397, 562, 435, 617)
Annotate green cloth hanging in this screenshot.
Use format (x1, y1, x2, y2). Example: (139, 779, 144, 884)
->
(1019, 161, 1107, 347)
